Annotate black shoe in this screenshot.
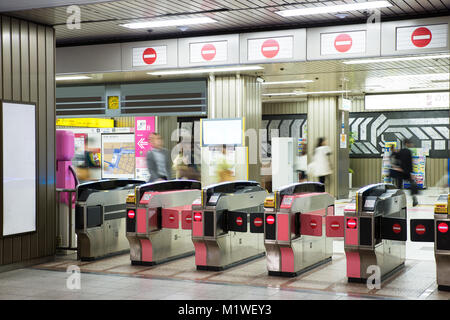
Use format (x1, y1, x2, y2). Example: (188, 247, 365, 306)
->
(412, 196, 418, 207)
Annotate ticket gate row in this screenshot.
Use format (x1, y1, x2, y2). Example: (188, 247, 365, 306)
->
(126, 180, 201, 265)
(192, 181, 268, 271)
(75, 179, 145, 261)
(409, 194, 450, 291)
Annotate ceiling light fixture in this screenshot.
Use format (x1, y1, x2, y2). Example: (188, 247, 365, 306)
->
(275, 1, 392, 17)
(147, 65, 264, 75)
(343, 54, 450, 64)
(121, 17, 217, 29)
(55, 75, 92, 81)
(262, 80, 314, 85)
(262, 90, 350, 96)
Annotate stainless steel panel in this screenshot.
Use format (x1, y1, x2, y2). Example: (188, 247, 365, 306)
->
(178, 34, 240, 68)
(307, 23, 381, 61)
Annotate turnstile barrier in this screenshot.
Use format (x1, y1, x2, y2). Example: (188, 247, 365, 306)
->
(75, 179, 145, 261)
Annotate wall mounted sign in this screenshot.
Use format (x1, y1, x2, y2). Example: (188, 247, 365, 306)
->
(135, 116, 155, 181)
(321, 31, 366, 55)
(247, 36, 293, 61)
(190, 41, 228, 63)
(396, 24, 448, 51)
(132, 46, 167, 67)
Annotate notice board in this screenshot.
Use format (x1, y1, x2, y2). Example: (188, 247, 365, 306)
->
(2, 101, 37, 237)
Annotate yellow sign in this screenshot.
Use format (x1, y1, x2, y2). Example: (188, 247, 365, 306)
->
(56, 118, 114, 128)
(108, 96, 120, 110)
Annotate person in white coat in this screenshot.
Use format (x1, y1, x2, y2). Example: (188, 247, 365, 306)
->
(309, 137, 333, 185)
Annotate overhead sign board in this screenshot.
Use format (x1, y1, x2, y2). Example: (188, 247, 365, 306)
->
(396, 24, 448, 51)
(132, 46, 167, 67)
(240, 29, 306, 63)
(121, 39, 178, 70)
(178, 34, 239, 67)
(321, 31, 366, 55)
(365, 92, 449, 110)
(381, 17, 450, 56)
(307, 23, 380, 60)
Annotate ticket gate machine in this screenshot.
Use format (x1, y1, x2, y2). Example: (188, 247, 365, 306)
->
(344, 183, 407, 283)
(410, 194, 450, 291)
(126, 180, 201, 265)
(192, 181, 268, 271)
(263, 182, 339, 277)
(75, 179, 145, 261)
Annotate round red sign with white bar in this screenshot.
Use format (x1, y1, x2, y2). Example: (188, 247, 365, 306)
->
(127, 210, 135, 219)
(392, 223, 402, 234)
(347, 219, 357, 229)
(261, 39, 280, 58)
(142, 48, 157, 65)
(266, 215, 275, 225)
(330, 222, 340, 230)
(201, 43, 216, 61)
(411, 27, 432, 48)
(334, 33, 353, 53)
(254, 217, 263, 227)
(438, 222, 449, 233)
(415, 224, 426, 235)
(194, 212, 202, 222)
(169, 214, 175, 222)
(236, 216, 243, 226)
(185, 214, 192, 224)
(310, 220, 318, 229)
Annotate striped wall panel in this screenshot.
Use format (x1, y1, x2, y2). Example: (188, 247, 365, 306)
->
(262, 101, 308, 115)
(0, 17, 55, 267)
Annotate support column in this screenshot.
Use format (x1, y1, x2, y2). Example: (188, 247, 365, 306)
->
(207, 74, 262, 184)
(307, 96, 349, 199)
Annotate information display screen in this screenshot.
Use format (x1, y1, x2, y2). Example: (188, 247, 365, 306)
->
(202, 118, 244, 146)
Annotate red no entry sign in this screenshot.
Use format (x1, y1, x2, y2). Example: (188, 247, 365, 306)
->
(330, 222, 340, 230)
(415, 224, 426, 235)
(254, 217, 263, 227)
(261, 39, 280, 58)
(266, 215, 275, 225)
(169, 214, 175, 222)
(194, 212, 202, 222)
(236, 216, 243, 226)
(142, 48, 157, 64)
(392, 223, 402, 234)
(334, 33, 353, 53)
(127, 210, 135, 219)
(438, 222, 449, 233)
(347, 218, 357, 229)
(411, 27, 432, 48)
(310, 220, 318, 229)
(201, 43, 216, 61)
(185, 215, 192, 224)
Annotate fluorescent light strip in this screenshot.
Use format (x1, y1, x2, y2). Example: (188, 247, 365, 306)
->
(262, 80, 314, 85)
(343, 54, 450, 64)
(121, 17, 216, 29)
(276, 1, 392, 17)
(147, 66, 264, 75)
(56, 75, 92, 81)
(262, 90, 350, 96)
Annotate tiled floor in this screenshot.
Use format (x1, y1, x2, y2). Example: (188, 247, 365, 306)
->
(1, 191, 448, 300)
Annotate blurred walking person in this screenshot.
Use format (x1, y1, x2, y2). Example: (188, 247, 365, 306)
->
(146, 132, 172, 182)
(308, 137, 333, 185)
(390, 138, 419, 206)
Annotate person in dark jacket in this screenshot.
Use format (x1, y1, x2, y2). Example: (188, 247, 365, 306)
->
(146, 132, 172, 182)
(390, 138, 418, 206)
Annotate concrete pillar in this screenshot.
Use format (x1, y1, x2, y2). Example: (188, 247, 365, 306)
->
(307, 96, 349, 199)
(207, 74, 262, 183)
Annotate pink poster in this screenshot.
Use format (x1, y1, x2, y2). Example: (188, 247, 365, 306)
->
(135, 116, 155, 181)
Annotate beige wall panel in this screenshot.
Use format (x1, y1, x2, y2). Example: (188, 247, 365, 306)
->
(262, 101, 308, 115)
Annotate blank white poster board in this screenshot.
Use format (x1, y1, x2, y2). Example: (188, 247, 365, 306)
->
(202, 118, 244, 146)
(2, 102, 36, 236)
